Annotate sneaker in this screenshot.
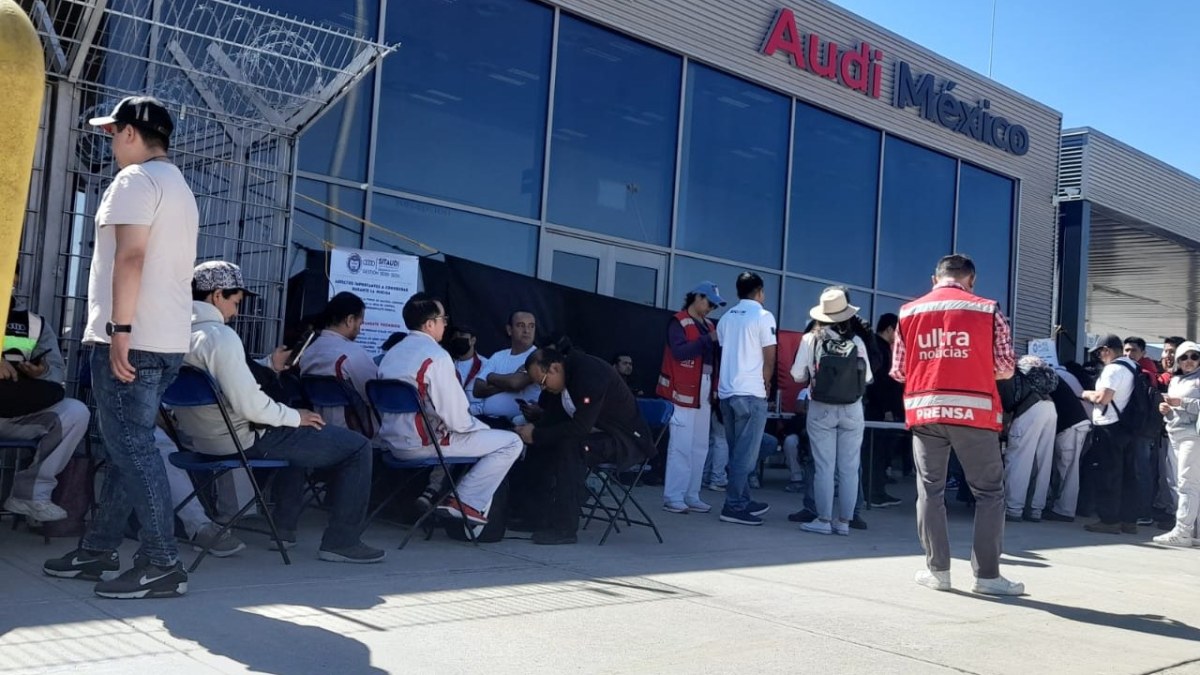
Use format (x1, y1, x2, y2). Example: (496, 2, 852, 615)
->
(1005, 513, 1023, 523)
(94, 561, 187, 599)
(915, 569, 951, 591)
(191, 523, 246, 558)
(783, 481, 804, 493)
(832, 521, 850, 536)
(1136, 517, 1156, 527)
(268, 530, 298, 551)
(319, 543, 386, 564)
(869, 494, 903, 508)
(662, 502, 690, 514)
(532, 530, 578, 545)
(719, 508, 763, 526)
(4, 497, 68, 522)
(43, 548, 120, 581)
(1152, 529, 1195, 547)
(972, 576, 1024, 596)
(800, 520, 832, 535)
(1121, 522, 1139, 535)
(748, 501, 770, 517)
(685, 500, 712, 514)
(1085, 521, 1121, 535)
(415, 489, 437, 514)
(788, 508, 818, 524)
(436, 497, 488, 526)
(1024, 512, 1042, 523)
(849, 515, 868, 530)
(704, 483, 727, 492)
(1043, 511, 1074, 523)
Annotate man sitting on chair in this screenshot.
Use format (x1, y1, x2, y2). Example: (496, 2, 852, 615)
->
(515, 342, 658, 545)
(377, 293, 523, 526)
(173, 261, 383, 563)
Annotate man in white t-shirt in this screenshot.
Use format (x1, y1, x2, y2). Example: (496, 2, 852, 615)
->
(44, 97, 198, 600)
(1081, 333, 1139, 534)
(473, 311, 540, 422)
(446, 325, 489, 416)
(715, 272, 777, 526)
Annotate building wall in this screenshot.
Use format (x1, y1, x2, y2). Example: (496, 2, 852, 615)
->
(281, 0, 1061, 345)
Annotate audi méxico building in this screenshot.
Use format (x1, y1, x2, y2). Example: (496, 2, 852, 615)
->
(30, 0, 1199, 367)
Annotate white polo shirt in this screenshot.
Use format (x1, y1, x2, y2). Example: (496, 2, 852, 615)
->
(716, 298, 777, 400)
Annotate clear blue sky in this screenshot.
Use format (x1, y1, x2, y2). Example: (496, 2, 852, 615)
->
(831, 0, 1200, 179)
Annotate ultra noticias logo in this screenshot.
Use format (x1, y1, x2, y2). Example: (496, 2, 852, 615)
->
(760, 7, 1030, 156)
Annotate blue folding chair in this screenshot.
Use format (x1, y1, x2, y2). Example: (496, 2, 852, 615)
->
(0, 439, 38, 530)
(365, 378, 480, 549)
(299, 375, 375, 508)
(160, 366, 292, 571)
(580, 398, 671, 545)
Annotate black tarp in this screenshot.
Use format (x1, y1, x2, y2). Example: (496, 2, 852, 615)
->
(420, 255, 673, 396)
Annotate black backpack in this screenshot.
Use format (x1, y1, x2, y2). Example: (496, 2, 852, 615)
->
(810, 336, 866, 405)
(1113, 361, 1164, 440)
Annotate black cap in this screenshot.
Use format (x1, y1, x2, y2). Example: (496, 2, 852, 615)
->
(88, 96, 174, 140)
(1091, 334, 1123, 356)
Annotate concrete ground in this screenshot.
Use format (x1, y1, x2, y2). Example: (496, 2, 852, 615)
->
(2, 477, 1199, 675)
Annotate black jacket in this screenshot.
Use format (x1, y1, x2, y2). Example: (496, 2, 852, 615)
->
(864, 332, 903, 420)
(533, 351, 657, 469)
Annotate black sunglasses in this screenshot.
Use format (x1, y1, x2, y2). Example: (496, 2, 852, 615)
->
(1179, 353, 1200, 363)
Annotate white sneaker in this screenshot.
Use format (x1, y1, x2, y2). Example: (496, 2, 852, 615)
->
(800, 520, 832, 535)
(832, 521, 850, 536)
(1153, 529, 1195, 548)
(662, 502, 689, 514)
(915, 569, 951, 591)
(685, 500, 712, 514)
(972, 576, 1025, 596)
(4, 497, 67, 522)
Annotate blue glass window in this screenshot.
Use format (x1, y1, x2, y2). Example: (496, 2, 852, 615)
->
(873, 294, 907, 325)
(547, 17, 681, 245)
(956, 164, 1015, 306)
(291, 179, 364, 272)
(787, 104, 880, 286)
(672, 255, 780, 319)
(379, 0, 552, 218)
(370, 195, 538, 275)
(551, 251, 599, 293)
(242, 0, 378, 35)
(878, 137, 955, 297)
(782, 278, 872, 332)
(677, 64, 789, 268)
(298, 79, 373, 182)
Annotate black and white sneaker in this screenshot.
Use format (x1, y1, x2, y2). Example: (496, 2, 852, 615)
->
(43, 548, 120, 581)
(94, 561, 188, 599)
(318, 542, 386, 564)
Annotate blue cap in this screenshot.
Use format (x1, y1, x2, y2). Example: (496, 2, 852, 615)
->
(691, 281, 726, 307)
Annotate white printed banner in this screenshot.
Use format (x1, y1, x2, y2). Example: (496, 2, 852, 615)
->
(328, 247, 419, 356)
(1026, 338, 1060, 368)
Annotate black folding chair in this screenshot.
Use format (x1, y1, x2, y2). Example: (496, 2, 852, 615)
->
(365, 378, 480, 549)
(160, 366, 292, 571)
(580, 398, 671, 545)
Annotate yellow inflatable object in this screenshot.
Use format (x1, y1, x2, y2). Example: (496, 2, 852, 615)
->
(0, 0, 44, 343)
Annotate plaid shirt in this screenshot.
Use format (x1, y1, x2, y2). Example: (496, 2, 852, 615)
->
(890, 281, 1016, 383)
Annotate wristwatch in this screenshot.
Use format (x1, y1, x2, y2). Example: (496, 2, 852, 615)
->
(105, 322, 133, 336)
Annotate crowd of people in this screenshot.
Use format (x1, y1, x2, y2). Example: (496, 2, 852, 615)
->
(3, 96, 1196, 603)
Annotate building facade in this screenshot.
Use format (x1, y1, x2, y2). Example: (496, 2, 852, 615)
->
(288, 0, 1061, 340)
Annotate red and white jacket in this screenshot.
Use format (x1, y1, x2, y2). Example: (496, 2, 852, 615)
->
(897, 285, 1003, 432)
(377, 331, 491, 450)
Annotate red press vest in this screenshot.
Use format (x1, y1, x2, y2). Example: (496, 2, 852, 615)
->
(657, 311, 717, 409)
(898, 285, 1003, 432)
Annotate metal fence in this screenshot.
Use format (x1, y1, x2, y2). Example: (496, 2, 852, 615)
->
(19, 0, 392, 379)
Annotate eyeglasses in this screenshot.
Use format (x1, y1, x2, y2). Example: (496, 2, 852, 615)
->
(1180, 353, 1200, 363)
(433, 314, 450, 324)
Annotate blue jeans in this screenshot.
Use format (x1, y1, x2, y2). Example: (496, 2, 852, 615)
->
(1133, 437, 1156, 519)
(247, 425, 374, 550)
(83, 347, 184, 567)
(720, 396, 767, 512)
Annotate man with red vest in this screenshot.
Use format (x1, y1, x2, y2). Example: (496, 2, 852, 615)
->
(658, 281, 725, 514)
(891, 254, 1023, 596)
